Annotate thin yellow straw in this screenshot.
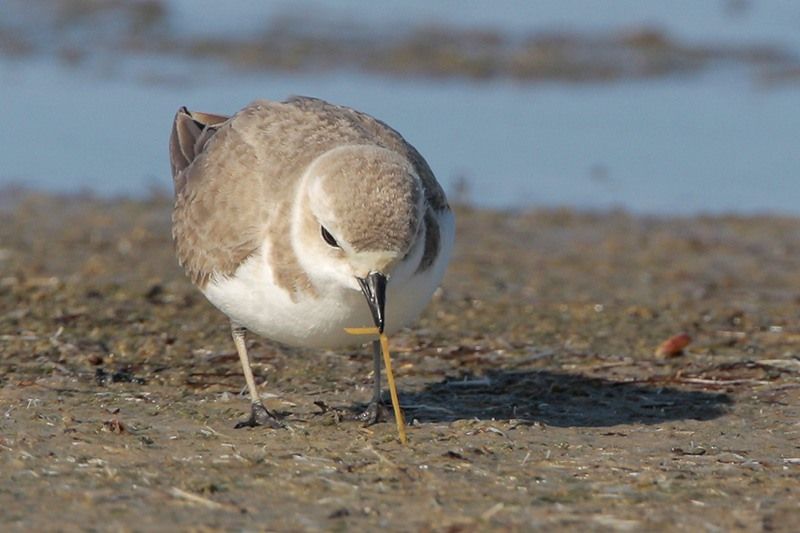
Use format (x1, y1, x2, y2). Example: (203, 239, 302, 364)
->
(344, 327, 408, 445)
(379, 333, 407, 445)
(344, 327, 381, 335)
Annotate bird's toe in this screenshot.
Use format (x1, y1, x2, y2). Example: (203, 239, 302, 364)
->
(234, 402, 284, 429)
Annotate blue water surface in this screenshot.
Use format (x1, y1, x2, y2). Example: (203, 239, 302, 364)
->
(0, 1, 798, 214)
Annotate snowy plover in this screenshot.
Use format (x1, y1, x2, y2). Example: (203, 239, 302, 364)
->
(169, 96, 454, 428)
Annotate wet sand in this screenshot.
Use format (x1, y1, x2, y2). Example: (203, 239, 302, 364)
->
(1, 194, 799, 531)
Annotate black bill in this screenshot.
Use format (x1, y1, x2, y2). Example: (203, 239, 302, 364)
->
(357, 272, 387, 333)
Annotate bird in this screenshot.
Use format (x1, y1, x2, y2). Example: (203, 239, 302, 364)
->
(169, 96, 454, 428)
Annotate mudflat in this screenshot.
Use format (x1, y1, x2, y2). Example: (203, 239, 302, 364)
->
(1, 194, 799, 531)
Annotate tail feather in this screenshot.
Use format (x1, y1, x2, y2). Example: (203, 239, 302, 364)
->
(169, 107, 229, 192)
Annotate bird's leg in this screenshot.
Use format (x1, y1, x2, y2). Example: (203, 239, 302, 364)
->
(230, 323, 283, 429)
(355, 340, 385, 425)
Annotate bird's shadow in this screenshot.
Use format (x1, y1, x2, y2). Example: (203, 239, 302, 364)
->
(369, 370, 731, 427)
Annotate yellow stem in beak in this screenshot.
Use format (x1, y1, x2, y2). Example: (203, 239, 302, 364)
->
(344, 327, 407, 445)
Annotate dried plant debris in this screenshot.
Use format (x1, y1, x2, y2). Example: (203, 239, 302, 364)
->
(1, 193, 800, 530)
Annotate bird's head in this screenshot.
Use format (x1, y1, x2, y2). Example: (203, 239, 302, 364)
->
(295, 145, 425, 332)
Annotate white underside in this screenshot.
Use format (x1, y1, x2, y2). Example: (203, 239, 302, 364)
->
(202, 211, 454, 349)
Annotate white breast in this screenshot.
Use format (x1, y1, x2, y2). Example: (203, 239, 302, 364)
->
(202, 210, 455, 349)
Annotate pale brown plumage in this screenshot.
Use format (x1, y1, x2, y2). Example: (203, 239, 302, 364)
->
(313, 145, 423, 253)
(169, 96, 448, 293)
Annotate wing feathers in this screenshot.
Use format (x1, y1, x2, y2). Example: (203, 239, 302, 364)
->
(169, 107, 230, 192)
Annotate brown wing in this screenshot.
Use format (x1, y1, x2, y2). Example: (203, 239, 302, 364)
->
(170, 105, 271, 287)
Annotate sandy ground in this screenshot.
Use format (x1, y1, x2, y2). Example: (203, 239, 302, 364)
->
(1, 194, 800, 531)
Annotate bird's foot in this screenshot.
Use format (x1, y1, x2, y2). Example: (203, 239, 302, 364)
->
(352, 399, 385, 426)
(234, 402, 284, 429)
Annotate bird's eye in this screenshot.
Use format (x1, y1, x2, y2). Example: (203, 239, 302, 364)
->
(321, 226, 340, 248)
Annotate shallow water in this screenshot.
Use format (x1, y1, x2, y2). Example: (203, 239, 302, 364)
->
(169, 0, 800, 51)
(1, 1, 799, 214)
